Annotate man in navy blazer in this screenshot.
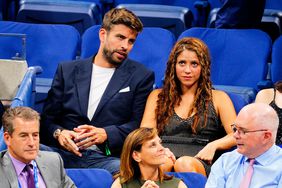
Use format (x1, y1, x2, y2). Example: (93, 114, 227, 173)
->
(40, 8, 154, 175)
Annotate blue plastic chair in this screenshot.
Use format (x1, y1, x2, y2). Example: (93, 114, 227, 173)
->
(17, 0, 101, 34)
(213, 85, 254, 112)
(0, 21, 80, 79)
(114, 0, 213, 27)
(178, 28, 271, 102)
(223, 89, 248, 114)
(81, 25, 175, 88)
(271, 35, 282, 83)
(66, 168, 113, 188)
(0, 127, 5, 151)
(0, 21, 80, 112)
(10, 66, 42, 108)
(167, 172, 207, 188)
(116, 4, 193, 38)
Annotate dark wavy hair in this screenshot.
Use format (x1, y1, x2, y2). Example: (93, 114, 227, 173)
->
(156, 37, 213, 134)
(275, 81, 282, 93)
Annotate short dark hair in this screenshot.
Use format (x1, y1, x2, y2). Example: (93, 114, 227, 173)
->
(102, 8, 143, 33)
(2, 107, 40, 135)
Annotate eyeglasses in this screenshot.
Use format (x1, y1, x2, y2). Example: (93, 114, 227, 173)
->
(231, 124, 268, 135)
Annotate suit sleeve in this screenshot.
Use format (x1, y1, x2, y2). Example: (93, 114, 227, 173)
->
(103, 70, 154, 154)
(40, 63, 66, 144)
(57, 154, 77, 188)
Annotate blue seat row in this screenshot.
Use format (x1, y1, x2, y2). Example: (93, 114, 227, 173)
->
(65, 168, 207, 188)
(2, 0, 282, 42)
(7, 0, 210, 37)
(1, 21, 279, 112)
(17, 0, 102, 35)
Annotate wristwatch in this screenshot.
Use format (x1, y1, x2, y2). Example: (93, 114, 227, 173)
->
(53, 128, 63, 139)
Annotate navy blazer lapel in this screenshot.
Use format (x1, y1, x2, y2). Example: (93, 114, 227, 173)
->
(93, 59, 134, 119)
(2, 152, 19, 187)
(75, 57, 93, 117)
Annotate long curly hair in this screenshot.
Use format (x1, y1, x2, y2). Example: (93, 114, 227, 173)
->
(156, 37, 213, 134)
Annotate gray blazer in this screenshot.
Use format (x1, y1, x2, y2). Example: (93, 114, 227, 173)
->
(0, 150, 76, 188)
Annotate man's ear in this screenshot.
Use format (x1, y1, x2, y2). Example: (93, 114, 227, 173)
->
(3, 132, 11, 146)
(263, 131, 272, 142)
(99, 28, 107, 43)
(132, 151, 141, 163)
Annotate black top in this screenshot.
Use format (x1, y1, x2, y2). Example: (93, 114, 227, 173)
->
(270, 88, 282, 145)
(161, 102, 226, 158)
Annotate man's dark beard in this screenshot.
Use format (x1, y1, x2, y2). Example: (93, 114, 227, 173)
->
(102, 47, 126, 67)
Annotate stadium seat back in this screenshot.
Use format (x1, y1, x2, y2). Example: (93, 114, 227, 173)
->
(271, 35, 282, 83)
(66, 168, 113, 188)
(17, 0, 101, 34)
(166, 172, 207, 188)
(178, 28, 271, 90)
(116, 4, 193, 37)
(0, 21, 80, 79)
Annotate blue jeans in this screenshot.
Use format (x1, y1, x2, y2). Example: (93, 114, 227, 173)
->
(40, 144, 120, 175)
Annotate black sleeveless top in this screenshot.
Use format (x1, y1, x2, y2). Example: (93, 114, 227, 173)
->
(160, 102, 226, 159)
(270, 88, 282, 145)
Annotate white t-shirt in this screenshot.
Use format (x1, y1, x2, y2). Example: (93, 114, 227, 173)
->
(87, 63, 115, 120)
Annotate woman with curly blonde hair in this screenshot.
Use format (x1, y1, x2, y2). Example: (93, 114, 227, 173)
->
(141, 37, 236, 176)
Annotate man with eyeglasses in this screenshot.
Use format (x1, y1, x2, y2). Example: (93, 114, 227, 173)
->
(206, 103, 282, 188)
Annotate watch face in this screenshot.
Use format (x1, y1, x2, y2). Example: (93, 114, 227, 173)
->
(54, 129, 61, 138)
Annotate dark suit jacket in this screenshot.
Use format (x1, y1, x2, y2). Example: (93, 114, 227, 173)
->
(0, 150, 76, 188)
(215, 0, 266, 29)
(41, 56, 154, 155)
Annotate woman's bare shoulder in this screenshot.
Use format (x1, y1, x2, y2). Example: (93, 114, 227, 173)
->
(255, 88, 274, 103)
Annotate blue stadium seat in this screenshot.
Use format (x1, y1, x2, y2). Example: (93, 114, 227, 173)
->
(214, 86, 249, 114)
(10, 66, 42, 108)
(66, 168, 113, 188)
(114, 0, 213, 27)
(81, 25, 175, 88)
(80, 24, 100, 59)
(261, 9, 282, 41)
(116, 4, 192, 38)
(17, 0, 101, 34)
(0, 21, 80, 112)
(0, 21, 80, 78)
(271, 35, 282, 83)
(178, 28, 271, 102)
(166, 172, 207, 188)
(0, 127, 5, 151)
